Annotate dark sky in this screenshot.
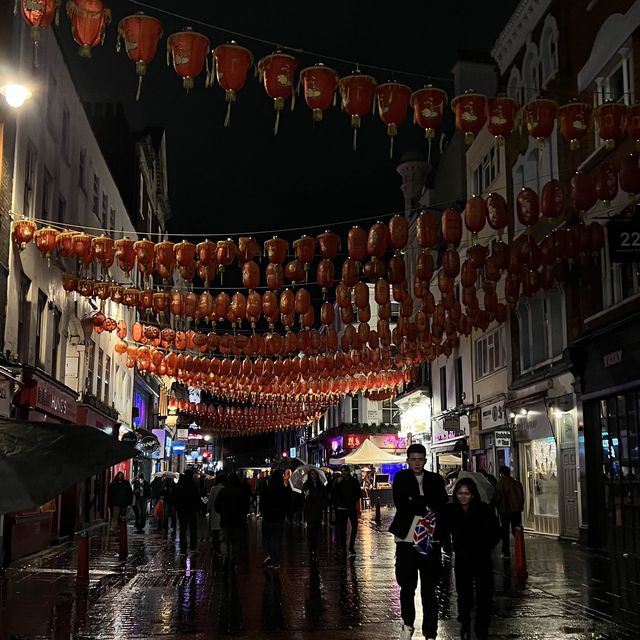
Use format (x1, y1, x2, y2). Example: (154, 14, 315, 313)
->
(60, 0, 521, 238)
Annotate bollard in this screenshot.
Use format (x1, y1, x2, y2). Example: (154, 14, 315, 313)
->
(118, 519, 128, 561)
(514, 526, 528, 578)
(76, 532, 89, 582)
(374, 496, 381, 526)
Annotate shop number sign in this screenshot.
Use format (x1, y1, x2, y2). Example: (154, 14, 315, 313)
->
(608, 220, 640, 263)
(494, 430, 512, 448)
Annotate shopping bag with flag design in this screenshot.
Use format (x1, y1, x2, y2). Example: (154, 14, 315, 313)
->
(413, 506, 437, 555)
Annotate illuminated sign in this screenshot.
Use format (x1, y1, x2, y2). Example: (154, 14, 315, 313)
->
(172, 441, 186, 454)
(289, 447, 297, 458)
(345, 434, 364, 449)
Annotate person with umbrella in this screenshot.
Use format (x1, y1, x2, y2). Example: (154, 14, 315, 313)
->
(303, 468, 327, 561)
(259, 469, 291, 570)
(107, 471, 133, 534)
(174, 468, 202, 554)
(331, 464, 363, 557)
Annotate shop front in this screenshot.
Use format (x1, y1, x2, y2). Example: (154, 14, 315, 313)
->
(578, 313, 640, 555)
(472, 398, 511, 479)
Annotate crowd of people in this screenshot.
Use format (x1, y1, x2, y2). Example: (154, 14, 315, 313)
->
(106, 451, 524, 640)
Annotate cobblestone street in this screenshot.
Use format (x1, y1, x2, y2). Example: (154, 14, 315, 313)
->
(1, 509, 639, 639)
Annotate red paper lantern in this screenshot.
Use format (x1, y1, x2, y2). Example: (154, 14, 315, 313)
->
(570, 171, 597, 213)
(347, 226, 368, 262)
(117, 13, 163, 100)
(339, 72, 377, 150)
(558, 101, 591, 150)
(317, 230, 340, 259)
(134, 238, 154, 275)
(540, 179, 565, 218)
(12, 218, 37, 251)
(213, 43, 253, 127)
(20, 0, 59, 65)
(594, 161, 618, 204)
(486, 95, 518, 143)
(593, 102, 628, 149)
(66, 0, 111, 58)
(264, 236, 289, 264)
(257, 52, 297, 134)
(442, 208, 462, 247)
(451, 91, 487, 145)
(464, 195, 487, 234)
(92, 234, 115, 270)
(376, 82, 412, 157)
(516, 187, 540, 227)
(167, 29, 210, 91)
(620, 153, 640, 195)
(34, 226, 57, 258)
(410, 86, 447, 139)
(416, 212, 438, 247)
(299, 64, 339, 122)
(486, 193, 508, 231)
(626, 103, 640, 148)
(523, 98, 558, 142)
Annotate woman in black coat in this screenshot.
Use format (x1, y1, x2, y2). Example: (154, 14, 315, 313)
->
(445, 477, 501, 640)
(302, 469, 327, 560)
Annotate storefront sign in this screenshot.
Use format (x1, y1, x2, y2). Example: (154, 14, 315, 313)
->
(345, 434, 366, 449)
(370, 434, 407, 450)
(480, 401, 507, 430)
(433, 430, 463, 443)
(607, 220, 640, 263)
(495, 430, 512, 448)
(512, 401, 554, 442)
(152, 429, 166, 459)
(603, 350, 622, 368)
(27, 376, 77, 422)
(171, 442, 186, 454)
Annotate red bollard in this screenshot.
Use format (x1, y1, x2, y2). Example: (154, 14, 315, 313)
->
(514, 526, 528, 578)
(76, 533, 89, 582)
(118, 520, 128, 561)
(375, 496, 381, 526)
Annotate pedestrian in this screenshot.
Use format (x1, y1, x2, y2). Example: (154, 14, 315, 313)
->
(389, 443, 449, 640)
(149, 473, 163, 510)
(494, 465, 525, 558)
(174, 468, 202, 554)
(303, 468, 327, 561)
(445, 478, 501, 640)
(259, 469, 291, 570)
(160, 476, 177, 532)
(131, 472, 150, 533)
(331, 464, 362, 557)
(107, 471, 133, 534)
(214, 472, 250, 570)
(256, 471, 269, 517)
(207, 473, 226, 553)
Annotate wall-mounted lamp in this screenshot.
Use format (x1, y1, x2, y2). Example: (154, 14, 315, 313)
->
(509, 411, 516, 420)
(519, 408, 528, 416)
(0, 83, 32, 109)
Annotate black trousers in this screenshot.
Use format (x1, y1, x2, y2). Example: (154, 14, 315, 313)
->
(335, 508, 358, 550)
(499, 512, 522, 555)
(178, 511, 198, 550)
(454, 554, 493, 635)
(395, 541, 442, 637)
(307, 520, 321, 552)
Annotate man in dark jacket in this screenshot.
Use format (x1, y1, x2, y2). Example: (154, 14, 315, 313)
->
(107, 471, 133, 534)
(214, 472, 250, 569)
(259, 470, 291, 569)
(331, 464, 362, 556)
(132, 473, 150, 533)
(389, 443, 448, 640)
(174, 469, 202, 553)
(494, 465, 525, 558)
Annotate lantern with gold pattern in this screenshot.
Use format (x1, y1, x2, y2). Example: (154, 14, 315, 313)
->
(339, 72, 377, 150)
(257, 52, 297, 135)
(376, 82, 411, 157)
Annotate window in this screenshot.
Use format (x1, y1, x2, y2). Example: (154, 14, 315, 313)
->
(41, 168, 52, 220)
(86, 341, 95, 394)
(522, 42, 540, 103)
(79, 149, 87, 192)
(109, 207, 116, 232)
(23, 142, 37, 216)
(61, 105, 70, 162)
(473, 145, 500, 195)
(507, 66, 523, 107)
(475, 328, 506, 379)
(539, 15, 560, 88)
(595, 48, 633, 106)
(46, 72, 57, 131)
(35, 292, 47, 369)
(454, 357, 464, 407)
(92, 174, 100, 217)
(96, 349, 104, 401)
(351, 394, 359, 423)
(439, 366, 447, 412)
(57, 194, 66, 224)
(104, 356, 111, 404)
(516, 287, 565, 372)
(18, 275, 31, 363)
(101, 193, 108, 228)
(382, 397, 400, 425)
(51, 307, 61, 377)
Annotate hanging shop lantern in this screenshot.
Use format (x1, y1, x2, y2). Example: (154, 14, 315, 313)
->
(558, 101, 591, 150)
(411, 85, 447, 141)
(174, 240, 196, 279)
(213, 42, 253, 127)
(242, 260, 260, 291)
(12, 218, 37, 251)
(317, 259, 335, 296)
(20, 0, 60, 67)
(167, 28, 210, 91)
(237, 236, 260, 263)
(153, 239, 174, 281)
(117, 13, 163, 100)
(523, 98, 558, 144)
(486, 94, 518, 144)
(540, 179, 565, 218)
(593, 101, 628, 149)
(55, 230, 74, 257)
(299, 64, 339, 123)
(516, 187, 540, 227)
(367, 221, 389, 259)
(464, 195, 487, 236)
(72, 232, 93, 266)
(451, 91, 487, 145)
(626, 103, 640, 148)
(620, 152, 640, 196)
(34, 226, 57, 259)
(134, 238, 155, 275)
(115, 237, 135, 276)
(216, 238, 239, 281)
(339, 72, 377, 150)
(442, 208, 462, 248)
(416, 211, 438, 248)
(347, 226, 368, 262)
(92, 234, 115, 270)
(376, 82, 411, 157)
(66, 0, 111, 58)
(264, 236, 289, 264)
(316, 230, 340, 259)
(485, 193, 508, 231)
(594, 162, 619, 204)
(388, 214, 409, 251)
(257, 52, 297, 135)
(293, 235, 315, 278)
(571, 171, 597, 213)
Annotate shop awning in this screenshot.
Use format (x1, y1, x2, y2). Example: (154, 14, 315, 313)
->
(430, 435, 467, 452)
(329, 438, 407, 465)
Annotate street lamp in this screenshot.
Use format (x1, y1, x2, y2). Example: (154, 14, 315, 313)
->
(0, 83, 32, 109)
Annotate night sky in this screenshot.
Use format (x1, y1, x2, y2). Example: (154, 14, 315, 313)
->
(58, 0, 521, 239)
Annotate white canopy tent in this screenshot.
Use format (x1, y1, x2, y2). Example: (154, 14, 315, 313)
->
(329, 438, 407, 466)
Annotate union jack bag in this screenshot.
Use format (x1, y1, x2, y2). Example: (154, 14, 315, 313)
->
(413, 507, 437, 555)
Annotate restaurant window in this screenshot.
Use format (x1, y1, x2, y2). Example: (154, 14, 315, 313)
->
(35, 291, 47, 369)
(51, 306, 62, 378)
(454, 357, 464, 407)
(23, 141, 37, 216)
(96, 348, 104, 399)
(475, 328, 506, 379)
(41, 167, 52, 220)
(92, 173, 100, 217)
(439, 365, 447, 412)
(17, 275, 31, 363)
(104, 355, 111, 404)
(351, 394, 359, 423)
(382, 397, 400, 425)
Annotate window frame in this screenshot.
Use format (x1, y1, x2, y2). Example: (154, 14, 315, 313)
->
(439, 365, 447, 412)
(381, 397, 400, 426)
(18, 275, 31, 364)
(23, 142, 37, 216)
(475, 327, 506, 380)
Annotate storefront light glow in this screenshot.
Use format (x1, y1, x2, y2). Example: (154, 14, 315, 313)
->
(0, 83, 32, 108)
(398, 399, 431, 437)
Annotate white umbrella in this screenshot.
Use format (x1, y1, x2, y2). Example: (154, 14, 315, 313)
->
(152, 470, 179, 481)
(289, 465, 328, 493)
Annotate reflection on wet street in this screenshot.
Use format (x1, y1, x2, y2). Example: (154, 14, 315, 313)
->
(1, 509, 639, 639)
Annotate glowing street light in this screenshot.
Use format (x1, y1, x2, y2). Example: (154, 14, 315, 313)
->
(0, 83, 32, 108)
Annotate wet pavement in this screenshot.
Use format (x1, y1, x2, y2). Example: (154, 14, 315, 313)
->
(1, 508, 639, 639)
